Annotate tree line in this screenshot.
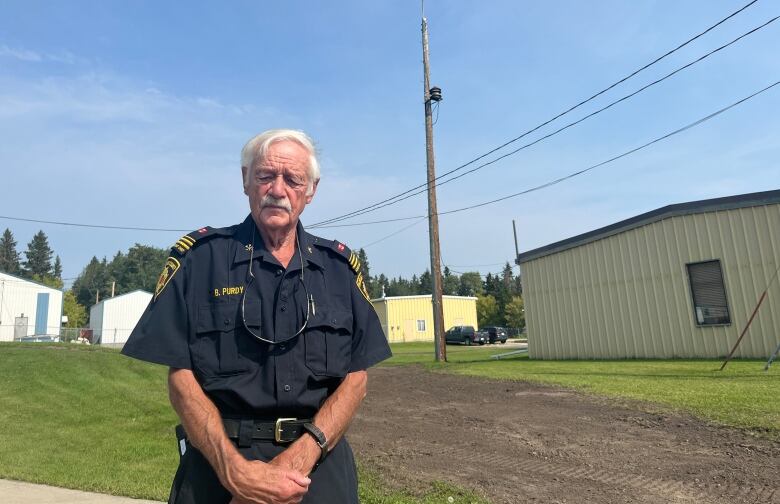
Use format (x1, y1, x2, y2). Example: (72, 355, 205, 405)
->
(1, 228, 524, 332)
(356, 249, 525, 330)
(0, 228, 167, 330)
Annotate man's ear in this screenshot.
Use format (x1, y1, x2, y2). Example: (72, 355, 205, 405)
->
(305, 179, 319, 204)
(241, 166, 249, 195)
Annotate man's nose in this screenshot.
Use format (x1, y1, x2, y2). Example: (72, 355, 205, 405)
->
(268, 175, 286, 196)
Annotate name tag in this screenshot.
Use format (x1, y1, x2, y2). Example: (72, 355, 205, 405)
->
(213, 286, 245, 297)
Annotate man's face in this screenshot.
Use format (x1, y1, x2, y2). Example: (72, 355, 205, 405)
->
(243, 140, 317, 233)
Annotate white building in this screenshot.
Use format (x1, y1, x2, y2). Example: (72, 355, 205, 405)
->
(90, 290, 152, 347)
(0, 272, 64, 342)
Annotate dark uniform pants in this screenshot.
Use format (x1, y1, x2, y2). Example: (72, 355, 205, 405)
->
(168, 438, 359, 504)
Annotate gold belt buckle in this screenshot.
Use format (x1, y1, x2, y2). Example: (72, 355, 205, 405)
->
(275, 417, 297, 443)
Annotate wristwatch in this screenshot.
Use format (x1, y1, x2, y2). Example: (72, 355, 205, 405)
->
(303, 422, 328, 466)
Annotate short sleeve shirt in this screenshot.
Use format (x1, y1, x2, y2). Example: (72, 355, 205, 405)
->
(122, 216, 392, 419)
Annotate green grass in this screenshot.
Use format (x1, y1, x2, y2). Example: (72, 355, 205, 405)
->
(358, 465, 489, 504)
(0, 343, 488, 503)
(384, 341, 780, 434)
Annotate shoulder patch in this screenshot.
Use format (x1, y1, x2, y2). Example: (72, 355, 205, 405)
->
(319, 240, 372, 302)
(154, 256, 180, 301)
(170, 226, 230, 256)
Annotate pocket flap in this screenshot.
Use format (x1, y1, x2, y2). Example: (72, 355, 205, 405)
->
(308, 308, 353, 332)
(196, 303, 241, 333)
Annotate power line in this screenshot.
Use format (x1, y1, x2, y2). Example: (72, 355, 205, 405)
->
(0, 5, 769, 236)
(358, 218, 427, 250)
(447, 262, 512, 268)
(437, 80, 780, 217)
(0, 215, 190, 232)
(310, 80, 780, 227)
(309, 0, 762, 228)
(310, 14, 780, 228)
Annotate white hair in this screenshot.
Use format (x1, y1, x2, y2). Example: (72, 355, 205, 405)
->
(241, 129, 320, 196)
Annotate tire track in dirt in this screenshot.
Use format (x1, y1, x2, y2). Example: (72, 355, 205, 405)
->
(419, 440, 775, 503)
(350, 366, 780, 504)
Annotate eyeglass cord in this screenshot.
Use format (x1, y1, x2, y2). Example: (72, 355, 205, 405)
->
(241, 224, 311, 345)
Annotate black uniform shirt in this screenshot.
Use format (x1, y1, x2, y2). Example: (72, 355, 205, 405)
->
(122, 215, 392, 419)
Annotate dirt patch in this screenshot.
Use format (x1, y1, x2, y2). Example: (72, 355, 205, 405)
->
(349, 366, 779, 504)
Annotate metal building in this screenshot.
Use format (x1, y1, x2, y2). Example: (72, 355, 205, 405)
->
(371, 295, 478, 343)
(89, 290, 152, 347)
(517, 190, 780, 359)
(0, 272, 64, 342)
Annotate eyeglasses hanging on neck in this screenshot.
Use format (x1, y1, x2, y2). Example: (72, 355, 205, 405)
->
(240, 227, 311, 345)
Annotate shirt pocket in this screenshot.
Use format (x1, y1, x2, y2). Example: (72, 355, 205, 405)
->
(304, 307, 353, 378)
(192, 302, 257, 377)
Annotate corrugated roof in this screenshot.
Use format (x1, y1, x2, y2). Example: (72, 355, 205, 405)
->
(90, 289, 152, 308)
(0, 271, 64, 292)
(516, 189, 780, 264)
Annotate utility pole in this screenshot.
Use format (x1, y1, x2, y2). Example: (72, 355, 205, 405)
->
(0, 280, 5, 327)
(513, 220, 522, 294)
(421, 7, 446, 362)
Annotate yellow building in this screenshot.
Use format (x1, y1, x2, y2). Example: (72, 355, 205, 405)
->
(371, 295, 478, 343)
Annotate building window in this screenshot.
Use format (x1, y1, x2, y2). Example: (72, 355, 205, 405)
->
(687, 260, 731, 326)
(416, 320, 426, 332)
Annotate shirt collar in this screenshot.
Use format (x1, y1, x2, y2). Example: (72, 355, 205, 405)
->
(232, 215, 324, 270)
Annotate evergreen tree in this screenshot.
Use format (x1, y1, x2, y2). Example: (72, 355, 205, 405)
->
(458, 271, 483, 296)
(53, 255, 63, 280)
(386, 275, 414, 296)
(373, 273, 389, 298)
(23, 230, 53, 279)
(494, 262, 514, 321)
(72, 256, 111, 308)
(109, 244, 167, 294)
(501, 262, 515, 294)
(442, 266, 460, 295)
(0, 228, 22, 275)
(483, 272, 501, 298)
(356, 248, 373, 298)
(417, 270, 432, 295)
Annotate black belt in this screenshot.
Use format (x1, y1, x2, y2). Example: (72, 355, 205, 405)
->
(222, 417, 311, 445)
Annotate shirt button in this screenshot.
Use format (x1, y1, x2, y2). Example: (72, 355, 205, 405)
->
(223, 318, 230, 326)
(283, 384, 291, 392)
(276, 269, 282, 276)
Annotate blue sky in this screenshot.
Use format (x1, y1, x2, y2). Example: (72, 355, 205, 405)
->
(0, 0, 778, 285)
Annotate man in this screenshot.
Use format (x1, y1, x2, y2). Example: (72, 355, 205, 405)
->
(122, 129, 392, 504)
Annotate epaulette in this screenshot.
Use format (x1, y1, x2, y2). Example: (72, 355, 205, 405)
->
(320, 239, 372, 302)
(171, 226, 230, 256)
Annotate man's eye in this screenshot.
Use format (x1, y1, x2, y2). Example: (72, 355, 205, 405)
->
(286, 177, 304, 188)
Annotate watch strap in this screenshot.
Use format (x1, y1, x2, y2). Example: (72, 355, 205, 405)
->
(303, 422, 328, 465)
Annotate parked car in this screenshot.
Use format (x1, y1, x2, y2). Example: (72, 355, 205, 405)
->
(482, 326, 508, 344)
(445, 325, 486, 345)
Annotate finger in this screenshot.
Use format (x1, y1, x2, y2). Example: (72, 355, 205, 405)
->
(289, 473, 311, 487)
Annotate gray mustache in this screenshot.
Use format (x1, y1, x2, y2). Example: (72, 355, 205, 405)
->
(260, 195, 292, 212)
